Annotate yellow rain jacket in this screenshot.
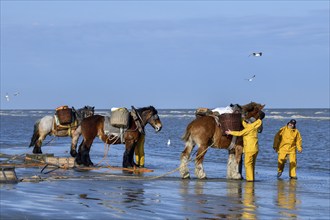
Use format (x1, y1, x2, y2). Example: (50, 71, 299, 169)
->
(230, 119, 262, 153)
(273, 126, 302, 153)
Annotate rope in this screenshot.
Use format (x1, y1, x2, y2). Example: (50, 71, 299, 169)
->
(146, 145, 212, 180)
(43, 137, 57, 146)
(94, 134, 120, 167)
(95, 143, 111, 167)
(77, 144, 212, 180)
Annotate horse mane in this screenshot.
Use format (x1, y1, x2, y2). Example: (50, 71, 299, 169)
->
(242, 102, 260, 112)
(75, 105, 95, 119)
(136, 106, 158, 115)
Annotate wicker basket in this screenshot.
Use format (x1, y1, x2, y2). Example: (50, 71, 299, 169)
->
(110, 108, 129, 128)
(219, 113, 242, 134)
(56, 106, 73, 125)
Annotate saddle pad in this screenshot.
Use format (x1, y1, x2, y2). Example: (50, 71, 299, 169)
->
(104, 116, 126, 142)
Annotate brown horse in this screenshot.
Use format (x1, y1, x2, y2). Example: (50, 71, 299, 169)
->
(76, 106, 162, 167)
(180, 102, 265, 179)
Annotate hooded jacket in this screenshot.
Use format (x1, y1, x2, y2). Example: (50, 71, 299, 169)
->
(229, 119, 262, 153)
(273, 126, 302, 153)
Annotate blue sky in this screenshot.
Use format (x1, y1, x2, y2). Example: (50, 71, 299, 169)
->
(1, 1, 329, 109)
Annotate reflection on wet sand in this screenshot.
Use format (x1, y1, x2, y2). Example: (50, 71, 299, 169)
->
(122, 187, 145, 207)
(276, 179, 300, 218)
(179, 180, 246, 219)
(242, 181, 256, 219)
(94, 184, 146, 214)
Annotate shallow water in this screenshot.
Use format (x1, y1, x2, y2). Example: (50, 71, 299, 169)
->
(1, 108, 330, 219)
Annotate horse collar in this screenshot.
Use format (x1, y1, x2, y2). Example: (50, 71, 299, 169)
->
(131, 110, 145, 135)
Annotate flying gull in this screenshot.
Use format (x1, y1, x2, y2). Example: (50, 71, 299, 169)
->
(249, 52, 262, 57)
(245, 75, 256, 82)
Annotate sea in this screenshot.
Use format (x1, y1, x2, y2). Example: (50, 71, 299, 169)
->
(0, 108, 329, 219)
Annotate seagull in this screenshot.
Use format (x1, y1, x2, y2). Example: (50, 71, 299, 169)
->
(245, 75, 256, 82)
(249, 52, 262, 57)
(167, 139, 171, 146)
(13, 92, 20, 96)
(5, 93, 10, 101)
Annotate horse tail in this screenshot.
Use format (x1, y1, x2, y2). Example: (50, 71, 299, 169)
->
(181, 126, 191, 142)
(29, 120, 40, 147)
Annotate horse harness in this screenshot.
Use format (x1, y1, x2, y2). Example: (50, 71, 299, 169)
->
(52, 115, 78, 136)
(196, 109, 240, 150)
(104, 108, 146, 144)
(130, 107, 145, 135)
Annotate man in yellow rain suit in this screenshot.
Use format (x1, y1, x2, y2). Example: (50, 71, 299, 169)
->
(225, 118, 262, 182)
(273, 119, 302, 179)
(135, 134, 145, 167)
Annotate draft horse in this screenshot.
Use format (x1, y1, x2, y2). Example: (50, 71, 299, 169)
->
(76, 106, 162, 167)
(180, 102, 265, 179)
(29, 106, 95, 156)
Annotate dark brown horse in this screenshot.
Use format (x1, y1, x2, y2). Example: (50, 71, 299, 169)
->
(76, 106, 162, 167)
(180, 102, 265, 179)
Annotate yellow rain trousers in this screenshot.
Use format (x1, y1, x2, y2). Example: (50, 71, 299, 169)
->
(229, 119, 262, 181)
(273, 126, 302, 178)
(135, 134, 145, 167)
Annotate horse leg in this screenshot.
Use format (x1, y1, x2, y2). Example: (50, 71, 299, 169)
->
(180, 139, 194, 179)
(194, 145, 208, 179)
(75, 141, 84, 165)
(123, 140, 136, 168)
(128, 144, 137, 167)
(33, 135, 46, 154)
(78, 140, 94, 167)
(70, 127, 81, 157)
(226, 145, 243, 180)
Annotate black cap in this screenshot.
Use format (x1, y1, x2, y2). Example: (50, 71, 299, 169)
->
(288, 119, 296, 125)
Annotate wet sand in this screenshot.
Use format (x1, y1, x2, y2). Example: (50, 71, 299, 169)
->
(1, 163, 330, 220)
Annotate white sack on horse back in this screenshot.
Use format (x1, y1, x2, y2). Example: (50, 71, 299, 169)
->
(212, 106, 233, 115)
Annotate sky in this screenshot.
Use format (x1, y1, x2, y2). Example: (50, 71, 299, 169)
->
(1, 1, 329, 110)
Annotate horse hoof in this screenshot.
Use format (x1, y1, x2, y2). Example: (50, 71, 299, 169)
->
(182, 172, 190, 179)
(70, 150, 77, 157)
(33, 149, 42, 154)
(75, 158, 82, 165)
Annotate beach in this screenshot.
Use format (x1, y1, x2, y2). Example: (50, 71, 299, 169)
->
(1, 108, 329, 219)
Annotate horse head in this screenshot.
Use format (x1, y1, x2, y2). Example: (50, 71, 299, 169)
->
(241, 102, 265, 120)
(136, 106, 162, 132)
(75, 106, 95, 121)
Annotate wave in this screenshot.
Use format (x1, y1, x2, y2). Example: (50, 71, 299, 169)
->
(269, 111, 282, 115)
(0, 112, 29, 117)
(169, 110, 186, 114)
(291, 114, 330, 120)
(315, 111, 329, 115)
(285, 111, 299, 115)
(159, 114, 195, 118)
(95, 111, 110, 116)
(267, 115, 330, 120)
